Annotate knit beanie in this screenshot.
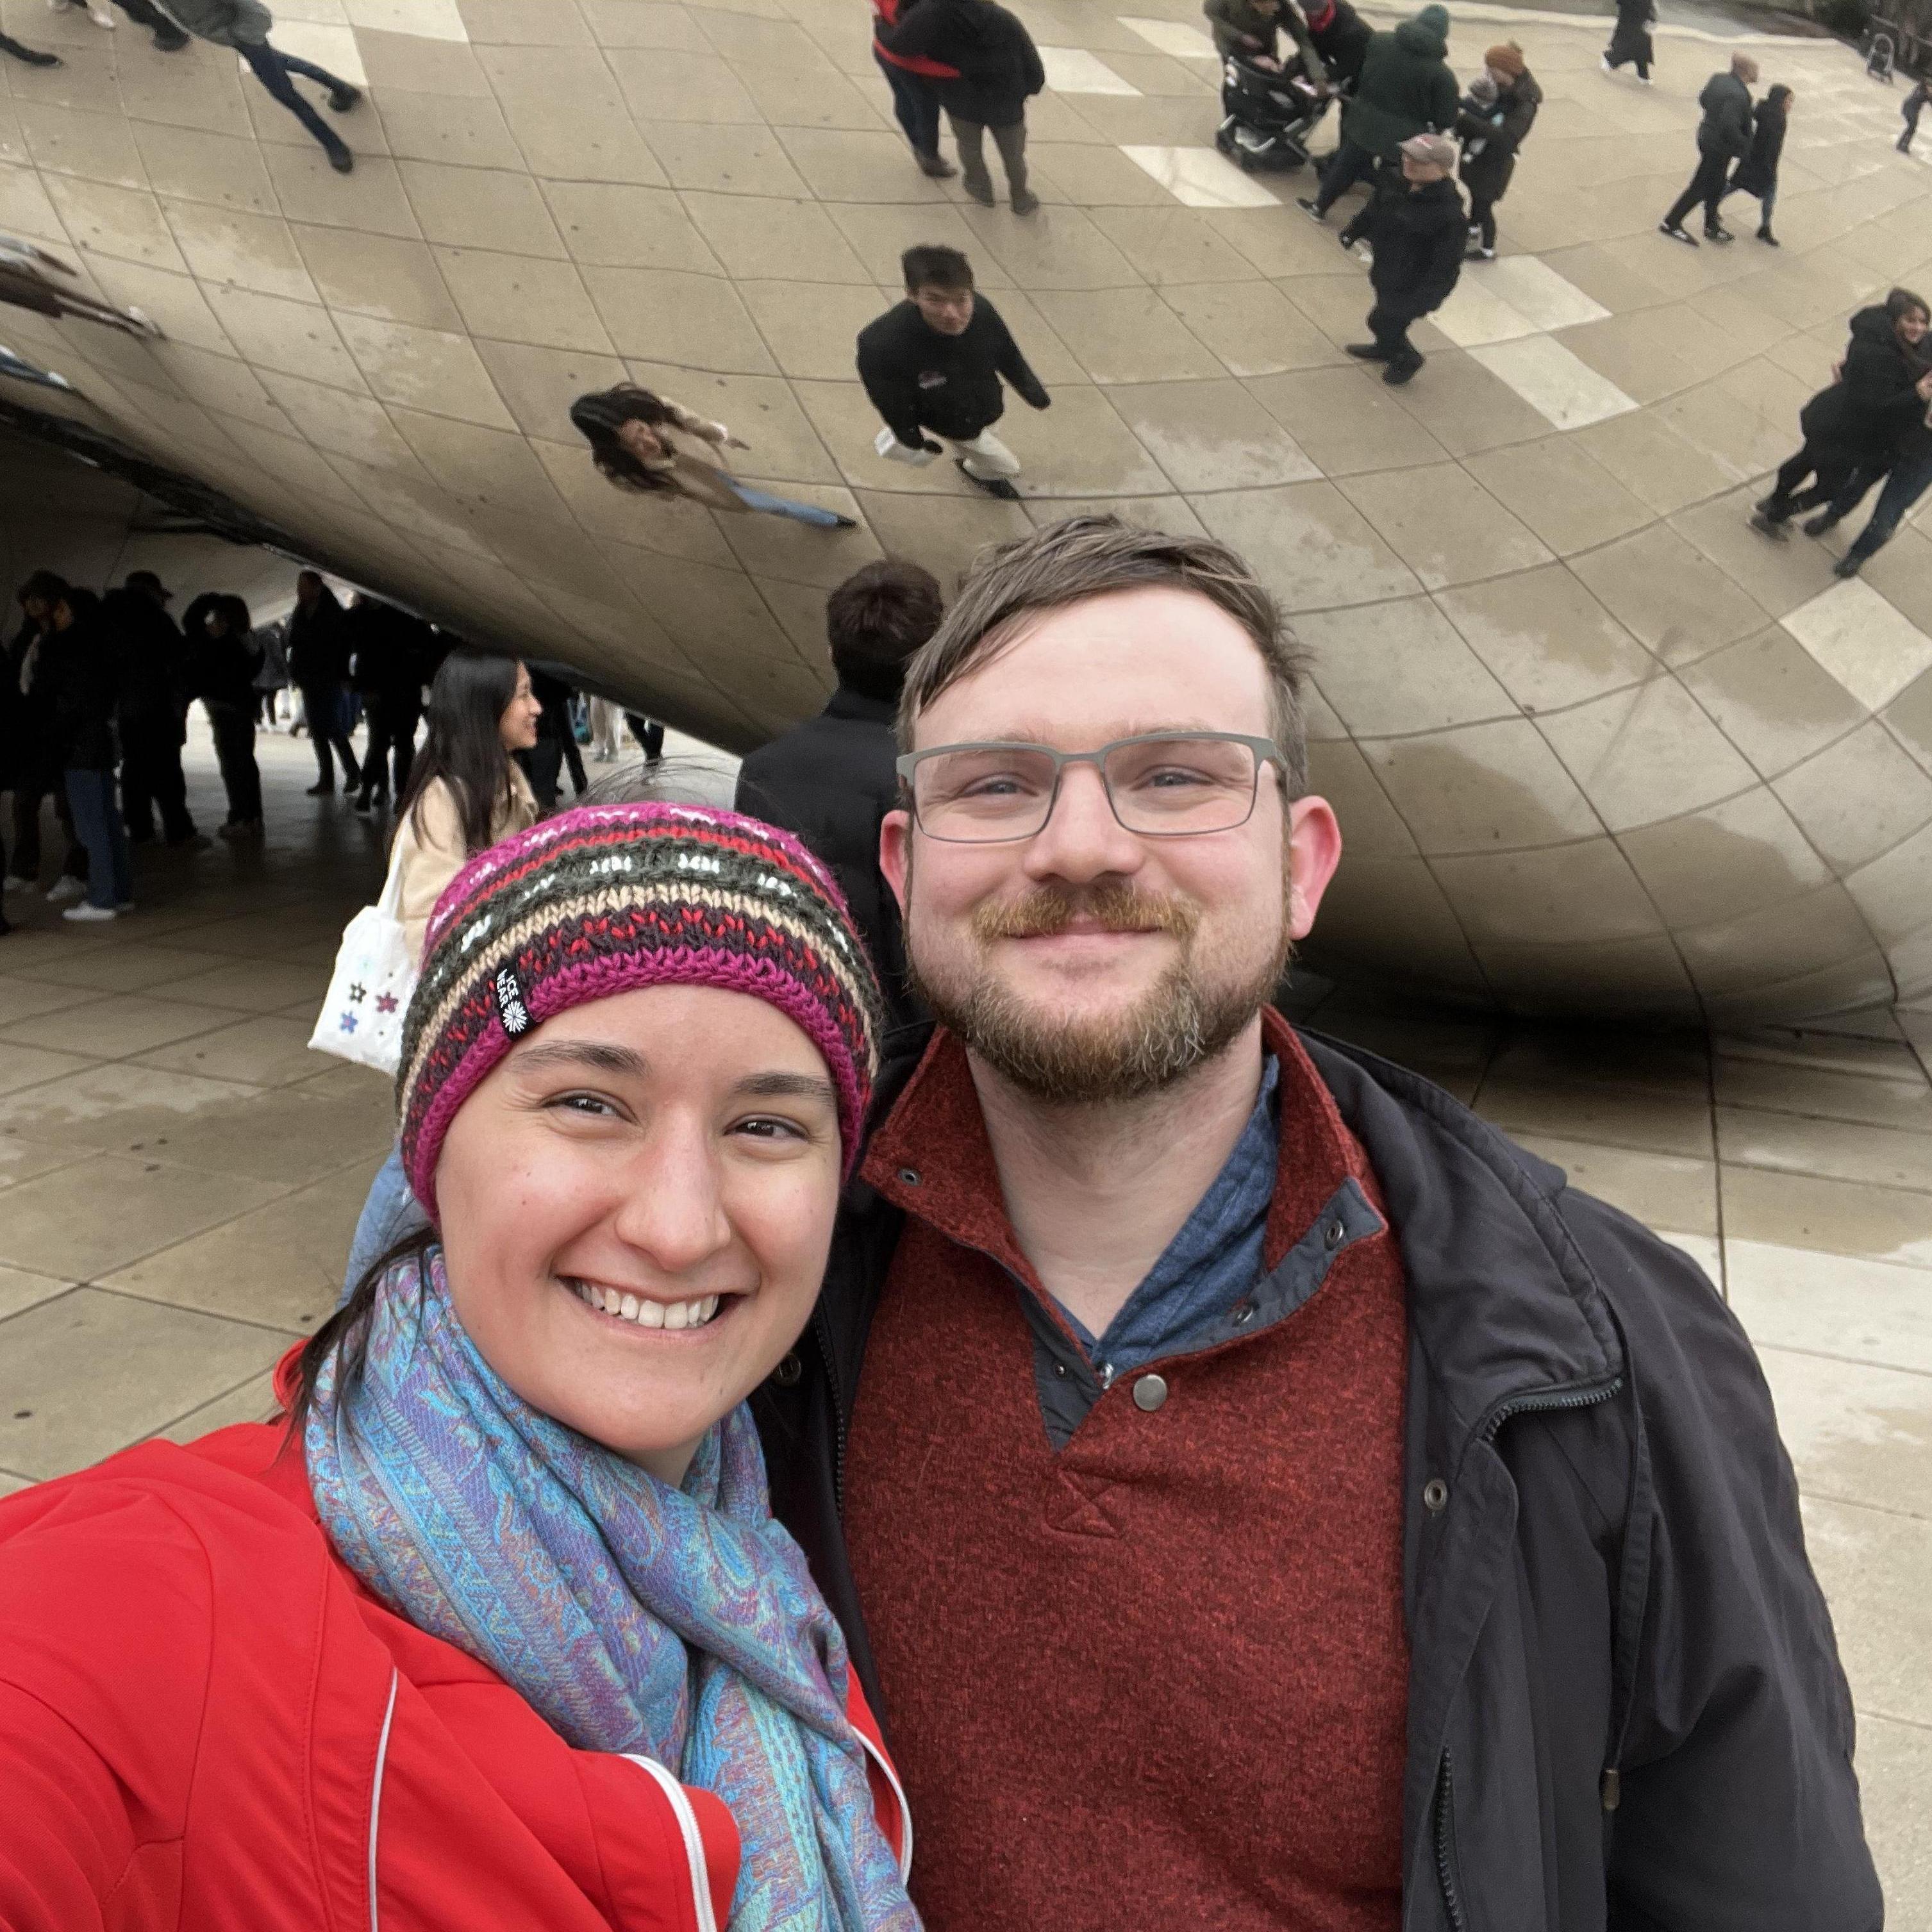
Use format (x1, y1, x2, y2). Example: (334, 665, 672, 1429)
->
(1485, 40, 1524, 76)
(396, 804, 885, 1216)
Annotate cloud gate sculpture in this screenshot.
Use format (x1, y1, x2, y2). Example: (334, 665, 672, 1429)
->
(2, 0, 1931, 1024)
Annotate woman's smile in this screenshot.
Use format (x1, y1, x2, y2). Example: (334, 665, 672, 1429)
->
(563, 1275, 735, 1333)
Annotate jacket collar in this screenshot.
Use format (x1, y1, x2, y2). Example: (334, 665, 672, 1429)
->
(824, 685, 898, 724)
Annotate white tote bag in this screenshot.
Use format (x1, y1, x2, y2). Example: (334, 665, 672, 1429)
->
(309, 840, 415, 1074)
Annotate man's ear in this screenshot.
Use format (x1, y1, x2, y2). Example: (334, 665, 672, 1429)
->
(880, 809, 912, 913)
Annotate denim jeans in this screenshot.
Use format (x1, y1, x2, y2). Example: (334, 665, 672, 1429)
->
(237, 38, 353, 157)
(65, 768, 133, 910)
(724, 478, 848, 526)
(343, 1140, 429, 1304)
(876, 52, 942, 157)
(1845, 451, 1932, 564)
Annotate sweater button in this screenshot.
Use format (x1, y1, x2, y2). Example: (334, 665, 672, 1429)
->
(1132, 1373, 1169, 1412)
(771, 1352, 803, 1388)
(1423, 1477, 1449, 1513)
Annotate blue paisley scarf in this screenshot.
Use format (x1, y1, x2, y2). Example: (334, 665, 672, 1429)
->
(304, 1247, 919, 1932)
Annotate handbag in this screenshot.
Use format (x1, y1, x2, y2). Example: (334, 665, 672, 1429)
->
(308, 837, 414, 1074)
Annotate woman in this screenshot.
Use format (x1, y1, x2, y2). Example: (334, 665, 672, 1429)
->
(572, 385, 858, 529)
(1456, 43, 1541, 260)
(0, 804, 915, 1932)
(1602, 0, 1654, 82)
(342, 649, 542, 1296)
(43, 585, 133, 924)
(1753, 287, 1931, 535)
(188, 593, 265, 838)
(1723, 83, 1790, 247)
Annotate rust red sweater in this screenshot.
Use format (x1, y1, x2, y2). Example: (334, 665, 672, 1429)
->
(844, 1012, 1409, 1932)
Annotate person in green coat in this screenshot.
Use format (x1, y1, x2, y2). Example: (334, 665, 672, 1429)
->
(1298, 3, 1457, 228)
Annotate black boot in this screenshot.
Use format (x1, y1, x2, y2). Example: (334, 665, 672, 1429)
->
(1758, 226, 1779, 246)
(1802, 510, 1840, 537)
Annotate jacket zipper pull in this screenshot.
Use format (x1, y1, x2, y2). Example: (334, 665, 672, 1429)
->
(1601, 1766, 1621, 1811)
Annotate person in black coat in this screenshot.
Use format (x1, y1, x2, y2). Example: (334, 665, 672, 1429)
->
(1722, 83, 1790, 246)
(519, 665, 589, 811)
(735, 560, 942, 1030)
(104, 570, 199, 847)
(881, 0, 1046, 213)
(5, 571, 88, 901)
(346, 596, 430, 811)
(1454, 43, 1540, 258)
(45, 587, 135, 920)
(1753, 288, 1931, 534)
(187, 594, 265, 836)
(1302, 0, 1371, 91)
(1660, 53, 1757, 244)
(1345, 133, 1466, 386)
(858, 244, 1051, 502)
(286, 569, 362, 796)
(1602, 0, 1654, 81)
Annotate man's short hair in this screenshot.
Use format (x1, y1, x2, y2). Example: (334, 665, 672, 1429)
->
(897, 514, 1313, 797)
(19, 569, 69, 608)
(826, 558, 945, 703)
(902, 244, 974, 292)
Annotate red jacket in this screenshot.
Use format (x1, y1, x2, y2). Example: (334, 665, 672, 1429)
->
(0, 1406, 908, 1932)
(871, 0, 958, 80)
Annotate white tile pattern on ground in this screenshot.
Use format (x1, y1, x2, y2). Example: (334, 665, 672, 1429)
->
(1040, 47, 1143, 95)
(1469, 334, 1640, 431)
(1119, 144, 1280, 208)
(340, 0, 466, 37)
(1117, 17, 1222, 59)
(1432, 277, 1543, 349)
(1783, 579, 1932, 713)
(1476, 256, 1612, 335)
(260, 23, 367, 86)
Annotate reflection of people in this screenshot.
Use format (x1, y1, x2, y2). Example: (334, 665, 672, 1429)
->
(153, 0, 363, 174)
(1806, 371, 1932, 577)
(0, 233, 158, 337)
(1601, 0, 1654, 81)
(0, 805, 917, 1932)
(1659, 52, 1756, 245)
(0, 28, 61, 65)
(103, 570, 199, 848)
(1899, 74, 1929, 153)
(760, 512, 1883, 1932)
(1454, 44, 1539, 260)
(858, 245, 1050, 503)
(1722, 82, 1790, 246)
(1345, 133, 1466, 386)
(572, 386, 858, 529)
(872, 0, 958, 176)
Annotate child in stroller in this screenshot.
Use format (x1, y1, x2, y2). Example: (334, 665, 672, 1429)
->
(1216, 48, 1334, 170)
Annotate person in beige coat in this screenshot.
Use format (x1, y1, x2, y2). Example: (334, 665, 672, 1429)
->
(343, 649, 542, 1295)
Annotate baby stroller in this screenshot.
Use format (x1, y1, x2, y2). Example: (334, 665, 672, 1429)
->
(1215, 51, 1333, 171)
(1866, 29, 1896, 81)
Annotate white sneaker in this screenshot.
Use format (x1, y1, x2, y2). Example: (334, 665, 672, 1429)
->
(46, 876, 85, 903)
(2, 875, 31, 895)
(63, 903, 117, 922)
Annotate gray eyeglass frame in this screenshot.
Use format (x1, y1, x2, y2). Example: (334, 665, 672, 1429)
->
(895, 729, 1287, 844)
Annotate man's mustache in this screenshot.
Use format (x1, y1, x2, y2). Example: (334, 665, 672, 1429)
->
(971, 883, 1201, 943)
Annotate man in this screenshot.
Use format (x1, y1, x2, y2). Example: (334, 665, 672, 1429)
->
(879, 0, 1045, 214)
(1204, 0, 1328, 81)
(4, 571, 88, 902)
(1601, 0, 1654, 82)
(45, 587, 133, 922)
(102, 570, 198, 847)
(1660, 51, 1756, 244)
(735, 558, 944, 1028)
(1303, 0, 1371, 94)
(755, 512, 1881, 1932)
(858, 246, 1051, 504)
(520, 665, 588, 810)
(872, 0, 958, 178)
(1344, 131, 1465, 385)
(287, 569, 361, 795)
(149, 0, 363, 174)
(347, 597, 428, 811)
(1297, 3, 1456, 230)
(1900, 72, 1929, 154)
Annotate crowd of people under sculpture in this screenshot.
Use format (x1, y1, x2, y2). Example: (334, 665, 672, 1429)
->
(0, 512, 1892, 1931)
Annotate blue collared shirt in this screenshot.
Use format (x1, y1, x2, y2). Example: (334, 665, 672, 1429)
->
(1056, 1054, 1281, 1378)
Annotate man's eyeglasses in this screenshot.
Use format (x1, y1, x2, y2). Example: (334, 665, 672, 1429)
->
(896, 731, 1286, 844)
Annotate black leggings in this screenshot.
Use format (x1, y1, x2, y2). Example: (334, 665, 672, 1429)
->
(206, 701, 263, 826)
(1664, 149, 1731, 231)
(1467, 194, 1497, 249)
(1763, 441, 1853, 519)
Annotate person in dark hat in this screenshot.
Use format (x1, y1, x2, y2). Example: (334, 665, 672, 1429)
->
(1345, 131, 1467, 386)
(104, 570, 200, 847)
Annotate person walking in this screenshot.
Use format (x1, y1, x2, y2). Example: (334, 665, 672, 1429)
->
(251, 611, 288, 726)
(286, 569, 361, 795)
(1454, 42, 1538, 259)
(571, 385, 859, 528)
(339, 649, 541, 1295)
(1803, 367, 1932, 575)
(0, 233, 160, 338)
(1602, 0, 1654, 82)
(6, 571, 89, 903)
(520, 665, 590, 810)
(1345, 132, 1465, 385)
(110, 0, 192, 49)
(858, 244, 1051, 503)
(1204, 0, 1328, 80)
(149, 0, 363, 174)
(45, 587, 134, 924)
(1752, 288, 1929, 536)
(1301, 0, 1371, 94)
(872, 0, 958, 177)
(735, 558, 945, 1028)
(879, 0, 1047, 215)
(188, 595, 265, 839)
(1296, 4, 1457, 233)
(588, 694, 624, 762)
(1723, 82, 1790, 245)
(103, 570, 198, 848)
(347, 599, 430, 812)
(1660, 52, 1757, 244)
(1900, 73, 1929, 153)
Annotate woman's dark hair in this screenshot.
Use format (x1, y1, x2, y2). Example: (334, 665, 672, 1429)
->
(825, 558, 945, 702)
(397, 648, 525, 856)
(1764, 83, 1791, 110)
(570, 384, 678, 494)
(1886, 285, 1930, 328)
(211, 594, 252, 635)
(285, 1224, 438, 1438)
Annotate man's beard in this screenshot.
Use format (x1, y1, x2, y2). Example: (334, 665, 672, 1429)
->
(907, 878, 1292, 1105)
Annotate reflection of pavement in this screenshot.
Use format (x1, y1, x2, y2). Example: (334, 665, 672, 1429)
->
(3, 0, 1931, 1024)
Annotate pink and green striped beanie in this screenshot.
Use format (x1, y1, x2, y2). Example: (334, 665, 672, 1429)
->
(396, 803, 884, 1217)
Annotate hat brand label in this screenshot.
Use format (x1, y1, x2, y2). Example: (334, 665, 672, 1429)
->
(494, 965, 531, 1037)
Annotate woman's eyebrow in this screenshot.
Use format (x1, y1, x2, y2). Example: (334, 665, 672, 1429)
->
(735, 1072, 838, 1104)
(512, 1041, 648, 1076)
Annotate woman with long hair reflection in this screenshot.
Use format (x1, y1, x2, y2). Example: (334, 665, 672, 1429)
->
(571, 384, 858, 530)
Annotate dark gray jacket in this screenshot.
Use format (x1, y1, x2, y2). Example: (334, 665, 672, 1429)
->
(153, 0, 272, 46)
(756, 1024, 1882, 1931)
(1696, 69, 1754, 158)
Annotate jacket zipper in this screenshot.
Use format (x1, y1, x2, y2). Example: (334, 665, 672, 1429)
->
(1478, 1375, 1622, 1444)
(815, 1302, 851, 1513)
(624, 1754, 722, 1932)
(1433, 1751, 1468, 1932)
(368, 1667, 398, 1932)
